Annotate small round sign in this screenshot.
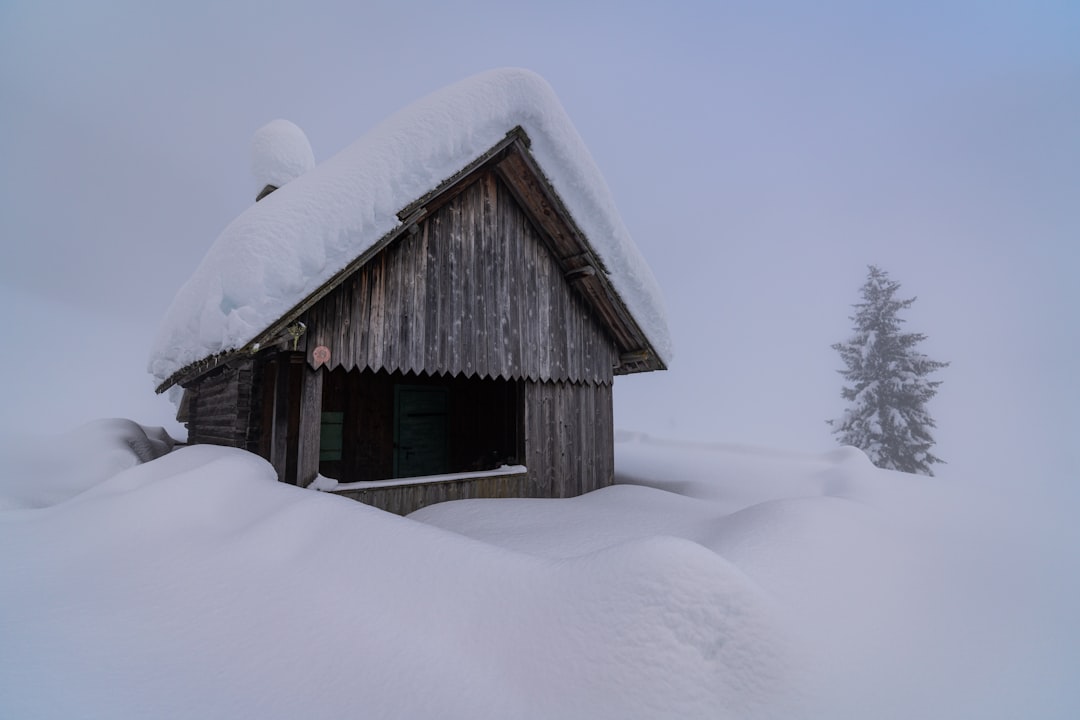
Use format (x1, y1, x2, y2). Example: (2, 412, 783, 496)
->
(312, 345, 331, 368)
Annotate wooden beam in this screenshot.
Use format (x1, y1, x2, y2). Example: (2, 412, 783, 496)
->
(270, 357, 290, 482)
(295, 364, 324, 488)
(255, 184, 278, 202)
(564, 265, 596, 281)
(396, 127, 527, 222)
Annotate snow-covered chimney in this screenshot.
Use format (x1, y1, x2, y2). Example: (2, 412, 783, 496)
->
(250, 119, 315, 202)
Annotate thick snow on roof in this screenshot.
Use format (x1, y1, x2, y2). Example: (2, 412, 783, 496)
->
(249, 119, 315, 193)
(149, 68, 672, 386)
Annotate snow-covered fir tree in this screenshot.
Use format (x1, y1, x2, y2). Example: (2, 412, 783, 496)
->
(830, 266, 949, 475)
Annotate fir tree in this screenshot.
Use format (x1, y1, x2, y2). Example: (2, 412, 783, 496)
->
(829, 266, 949, 475)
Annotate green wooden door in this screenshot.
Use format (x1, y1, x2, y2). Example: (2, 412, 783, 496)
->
(319, 412, 344, 462)
(394, 385, 449, 478)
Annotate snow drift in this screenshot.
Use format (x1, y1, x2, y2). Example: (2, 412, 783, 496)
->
(1, 427, 791, 720)
(1, 423, 1075, 719)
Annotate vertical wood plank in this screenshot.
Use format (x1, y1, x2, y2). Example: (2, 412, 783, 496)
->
(271, 357, 290, 482)
(425, 219, 441, 372)
(460, 188, 476, 377)
(369, 256, 385, 373)
(476, 175, 493, 379)
(437, 210, 452, 375)
(524, 208, 539, 382)
(411, 226, 427, 375)
(295, 364, 324, 488)
(542, 382, 556, 497)
(507, 184, 524, 379)
(603, 382, 614, 486)
(357, 266, 371, 372)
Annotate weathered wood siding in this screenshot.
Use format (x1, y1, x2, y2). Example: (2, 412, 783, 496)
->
(523, 379, 614, 498)
(183, 163, 621, 510)
(184, 360, 254, 448)
(494, 143, 664, 374)
(304, 172, 617, 385)
(331, 471, 527, 516)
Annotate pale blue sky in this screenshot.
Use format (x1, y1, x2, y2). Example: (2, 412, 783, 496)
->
(1, 0, 1077, 493)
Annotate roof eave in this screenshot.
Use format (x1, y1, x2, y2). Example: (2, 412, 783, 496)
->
(490, 135, 666, 374)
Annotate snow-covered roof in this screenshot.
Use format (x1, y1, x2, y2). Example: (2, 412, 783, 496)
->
(149, 68, 672, 390)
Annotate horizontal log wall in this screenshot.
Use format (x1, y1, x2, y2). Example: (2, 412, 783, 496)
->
(305, 171, 617, 385)
(330, 471, 527, 516)
(523, 379, 614, 499)
(185, 360, 254, 448)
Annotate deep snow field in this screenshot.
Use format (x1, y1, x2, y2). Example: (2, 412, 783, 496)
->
(1, 420, 1077, 719)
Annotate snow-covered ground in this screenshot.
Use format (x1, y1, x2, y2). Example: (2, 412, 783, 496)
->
(1, 422, 1076, 719)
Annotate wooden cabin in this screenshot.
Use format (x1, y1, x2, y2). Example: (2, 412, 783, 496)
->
(153, 72, 668, 515)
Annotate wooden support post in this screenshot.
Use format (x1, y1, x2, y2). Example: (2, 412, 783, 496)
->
(271, 357, 290, 482)
(295, 363, 324, 488)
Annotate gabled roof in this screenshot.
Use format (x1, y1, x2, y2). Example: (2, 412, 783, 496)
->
(149, 68, 672, 392)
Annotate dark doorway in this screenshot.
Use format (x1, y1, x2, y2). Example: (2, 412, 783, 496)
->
(319, 368, 522, 482)
(394, 385, 449, 477)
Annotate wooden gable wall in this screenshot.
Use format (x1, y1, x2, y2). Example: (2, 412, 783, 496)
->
(302, 171, 618, 385)
(180, 163, 622, 511)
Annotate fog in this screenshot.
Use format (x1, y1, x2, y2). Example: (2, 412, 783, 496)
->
(1, 0, 1077, 503)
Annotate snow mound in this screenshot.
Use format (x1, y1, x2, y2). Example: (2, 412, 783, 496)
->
(411, 482, 729, 559)
(613, 435, 871, 511)
(0, 419, 175, 509)
(548, 535, 798, 719)
(419, 435, 1080, 718)
(2, 424, 1075, 718)
(149, 68, 671, 387)
(250, 119, 315, 193)
(0, 443, 795, 720)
